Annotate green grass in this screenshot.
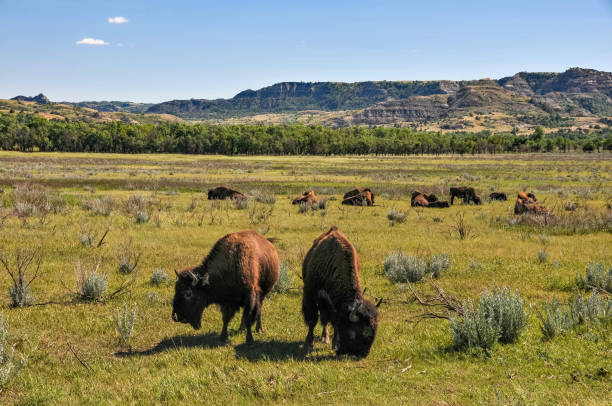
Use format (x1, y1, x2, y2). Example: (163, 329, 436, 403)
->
(0, 151, 610, 404)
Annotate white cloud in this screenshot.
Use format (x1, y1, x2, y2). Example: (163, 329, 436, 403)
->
(76, 38, 109, 45)
(108, 16, 128, 24)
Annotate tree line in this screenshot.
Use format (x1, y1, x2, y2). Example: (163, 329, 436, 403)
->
(1, 113, 611, 155)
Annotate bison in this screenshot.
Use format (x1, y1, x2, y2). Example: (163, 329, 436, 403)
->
(344, 188, 375, 205)
(172, 230, 279, 345)
(292, 190, 318, 206)
(341, 189, 373, 206)
(208, 186, 246, 201)
(450, 187, 482, 205)
(411, 191, 449, 208)
(489, 192, 507, 201)
(302, 227, 380, 357)
(514, 191, 550, 216)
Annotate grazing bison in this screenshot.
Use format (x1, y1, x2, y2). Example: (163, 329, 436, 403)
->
(208, 186, 246, 200)
(302, 227, 380, 357)
(489, 192, 507, 201)
(514, 191, 550, 216)
(292, 190, 318, 206)
(172, 230, 279, 345)
(344, 188, 375, 205)
(342, 189, 373, 206)
(450, 187, 482, 205)
(411, 191, 449, 208)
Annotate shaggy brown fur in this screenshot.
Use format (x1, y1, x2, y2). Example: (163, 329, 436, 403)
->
(344, 188, 375, 205)
(489, 192, 507, 201)
(341, 190, 373, 206)
(450, 186, 482, 205)
(302, 227, 380, 357)
(514, 191, 550, 215)
(411, 191, 449, 208)
(292, 190, 318, 206)
(208, 186, 246, 200)
(172, 230, 279, 345)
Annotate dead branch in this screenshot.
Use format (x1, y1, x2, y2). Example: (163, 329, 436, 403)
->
(67, 342, 93, 372)
(96, 227, 110, 248)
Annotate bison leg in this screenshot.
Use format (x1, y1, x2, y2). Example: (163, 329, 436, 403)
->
(319, 308, 331, 344)
(450, 193, 455, 205)
(241, 292, 261, 346)
(302, 293, 318, 351)
(220, 304, 239, 342)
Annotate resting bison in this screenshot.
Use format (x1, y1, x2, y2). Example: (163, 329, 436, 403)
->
(527, 192, 537, 202)
(411, 191, 449, 208)
(342, 189, 373, 206)
(302, 227, 380, 357)
(208, 186, 246, 200)
(292, 190, 318, 206)
(344, 188, 375, 205)
(450, 187, 482, 205)
(172, 230, 279, 345)
(514, 191, 550, 216)
(489, 192, 507, 201)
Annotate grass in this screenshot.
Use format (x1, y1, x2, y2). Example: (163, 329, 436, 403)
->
(0, 151, 610, 404)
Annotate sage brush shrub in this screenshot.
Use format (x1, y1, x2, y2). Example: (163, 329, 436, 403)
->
(538, 293, 611, 340)
(428, 254, 451, 278)
(134, 211, 149, 224)
(577, 262, 612, 293)
(150, 268, 168, 285)
(115, 304, 136, 350)
(450, 287, 528, 350)
(387, 210, 407, 225)
(384, 252, 427, 283)
(538, 250, 548, 263)
(8, 285, 34, 307)
(538, 297, 573, 340)
(76, 262, 107, 300)
(272, 261, 293, 293)
(0, 314, 26, 388)
(234, 198, 251, 210)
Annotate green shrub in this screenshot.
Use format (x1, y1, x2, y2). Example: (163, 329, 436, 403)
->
(538, 297, 573, 340)
(384, 252, 427, 283)
(450, 287, 528, 350)
(538, 250, 548, 263)
(8, 285, 34, 307)
(272, 261, 293, 293)
(538, 293, 611, 340)
(76, 261, 107, 300)
(150, 268, 168, 285)
(428, 254, 451, 278)
(577, 262, 612, 293)
(0, 313, 26, 388)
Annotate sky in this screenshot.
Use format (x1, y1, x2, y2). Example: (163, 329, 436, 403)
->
(1, 0, 611, 103)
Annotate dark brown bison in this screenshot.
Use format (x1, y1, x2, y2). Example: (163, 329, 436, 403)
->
(208, 186, 246, 200)
(489, 192, 507, 201)
(450, 187, 481, 205)
(172, 230, 279, 345)
(411, 191, 449, 208)
(344, 188, 375, 205)
(292, 190, 318, 206)
(341, 189, 373, 206)
(302, 227, 380, 357)
(514, 191, 550, 216)
(527, 192, 537, 202)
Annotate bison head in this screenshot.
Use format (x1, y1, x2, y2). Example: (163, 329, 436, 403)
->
(171, 268, 211, 330)
(337, 299, 379, 357)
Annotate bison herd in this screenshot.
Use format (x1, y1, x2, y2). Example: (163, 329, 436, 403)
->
(176, 185, 551, 357)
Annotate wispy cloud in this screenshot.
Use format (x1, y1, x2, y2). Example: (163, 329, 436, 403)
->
(76, 38, 109, 45)
(108, 16, 128, 24)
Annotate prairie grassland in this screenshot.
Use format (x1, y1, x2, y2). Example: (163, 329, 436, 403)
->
(0, 151, 611, 405)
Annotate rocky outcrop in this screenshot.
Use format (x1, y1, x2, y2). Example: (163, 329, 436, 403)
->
(11, 93, 50, 104)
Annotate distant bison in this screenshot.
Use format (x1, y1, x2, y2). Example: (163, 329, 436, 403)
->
(411, 191, 449, 208)
(208, 186, 246, 200)
(342, 189, 373, 206)
(489, 192, 507, 201)
(450, 187, 482, 205)
(292, 190, 318, 206)
(302, 227, 380, 357)
(172, 230, 279, 345)
(527, 192, 537, 202)
(514, 191, 550, 216)
(344, 188, 375, 205)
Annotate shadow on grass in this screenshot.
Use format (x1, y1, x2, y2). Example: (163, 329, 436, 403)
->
(115, 332, 224, 357)
(234, 340, 338, 362)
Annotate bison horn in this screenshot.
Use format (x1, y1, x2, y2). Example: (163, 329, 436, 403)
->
(174, 269, 179, 278)
(376, 298, 383, 308)
(186, 270, 198, 286)
(200, 273, 210, 286)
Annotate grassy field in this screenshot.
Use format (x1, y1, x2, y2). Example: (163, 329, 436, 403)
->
(0, 151, 610, 405)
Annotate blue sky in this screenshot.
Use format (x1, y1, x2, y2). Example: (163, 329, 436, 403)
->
(1, 0, 611, 102)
